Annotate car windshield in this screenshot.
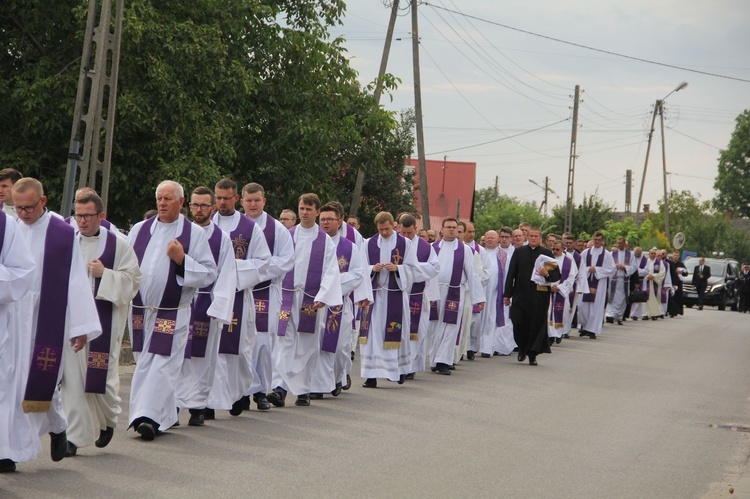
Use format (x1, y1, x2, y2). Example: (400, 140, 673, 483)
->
(685, 259, 727, 277)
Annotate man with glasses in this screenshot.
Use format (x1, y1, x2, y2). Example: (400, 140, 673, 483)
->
(278, 209, 296, 229)
(175, 187, 237, 426)
(548, 240, 578, 344)
(127, 180, 217, 441)
(12, 178, 101, 462)
(65, 187, 124, 238)
(576, 232, 616, 338)
(61, 192, 141, 456)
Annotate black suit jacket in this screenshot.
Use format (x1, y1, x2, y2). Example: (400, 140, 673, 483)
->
(692, 264, 711, 290)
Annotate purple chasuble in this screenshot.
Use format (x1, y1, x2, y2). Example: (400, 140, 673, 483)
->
(186, 224, 222, 358)
(582, 249, 605, 303)
(468, 245, 482, 314)
(0, 213, 5, 256)
(608, 249, 632, 302)
(277, 226, 327, 336)
(359, 234, 406, 349)
(660, 260, 670, 303)
(322, 238, 353, 353)
(633, 256, 648, 292)
(408, 237, 432, 340)
(252, 216, 277, 333)
(549, 257, 571, 328)
(495, 250, 507, 327)
(23, 217, 75, 413)
(84, 229, 118, 393)
(652, 258, 662, 296)
(433, 241, 465, 324)
(218, 214, 255, 355)
(131, 216, 192, 356)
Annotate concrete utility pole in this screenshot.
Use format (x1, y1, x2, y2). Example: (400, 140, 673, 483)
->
(62, 0, 124, 216)
(625, 169, 633, 213)
(564, 85, 580, 234)
(411, 0, 431, 229)
(659, 102, 671, 242)
(530, 177, 554, 218)
(349, 0, 400, 218)
(636, 99, 659, 222)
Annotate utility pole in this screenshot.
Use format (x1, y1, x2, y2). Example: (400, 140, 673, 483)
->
(564, 85, 580, 234)
(636, 99, 659, 223)
(659, 101, 671, 242)
(494, 175, 499, 198)
(625, 169, 633, 213)
(62, 0, 124, 216)
(529, 177, 554, 218)
(411, 0, 431, 229)
(349, 0, 400, 218)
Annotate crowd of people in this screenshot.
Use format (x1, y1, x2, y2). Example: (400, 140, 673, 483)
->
(1, 167, 748, 474)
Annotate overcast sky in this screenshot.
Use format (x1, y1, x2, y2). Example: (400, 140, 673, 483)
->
(335, 0, 750, 213)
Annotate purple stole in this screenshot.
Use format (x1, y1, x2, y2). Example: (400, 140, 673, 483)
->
(569, 251, 581, 303)
(633, 256, 648, 291)
(253, 216, 277, 333)
(322, 238, 353, 353)
(131, 216, 192, 356)
(0, 212, 5, 257)
(468, 245, 482, 314)
(433, 241, 465, 324)
(660, 261, 670, 303)
(359, 234, 407, 349)
(218, 215, 255, 355)
(408, 237, 432, 341)
(23, 217, 75, 413)
(608, 249, 632, 302)
(495, 250, 507, 327)
(277, 226, 327, 336)
(342, 223, 357, 244)
(186, 224, 222, 358)
(549, 257, 572, 328)
(582, 249, 605, 303)
(652, 258, 662, 296)
(84, 229, 118, 393)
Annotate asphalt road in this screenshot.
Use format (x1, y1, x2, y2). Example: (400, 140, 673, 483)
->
(3, 307, 750, 498)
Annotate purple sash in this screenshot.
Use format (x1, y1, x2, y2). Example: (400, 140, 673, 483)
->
(468, 244, 482, 314)
(84, 229, 118, 393)
(652, 258, 662, 296)
(186, 224, 222, 358)
(343, 223, 357, 244)
(408, 238, 432, 340)
(633, 256, 648, 292)
(429, 301, 438, 321)
(23, 217, 75, 413)
(131, 216, 192, 356)
(253, 216, 277, 333)
(549, 257, 571, 328)
(582, 249, 605, 303)
(660, 261, 669, 303)
(219, 215, 255, 355)
(0, 213, 5, 257)
(360, 234, 406, 348)
(609, 249, 632, 302)
(569, 250, 581, 303)
(433, 241, 464, 324)
(322, 238, 353, 353)
(277, 226, 327, 336)
(495, 250, 507, 327)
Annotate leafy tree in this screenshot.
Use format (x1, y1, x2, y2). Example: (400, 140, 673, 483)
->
(473, 187, 545, 237)
(714, 109, 750, 218)
(549, 193, 614, 239)
(601, 217, 652, 247)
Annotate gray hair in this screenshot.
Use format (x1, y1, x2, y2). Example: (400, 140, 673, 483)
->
(156, 180, 184, 199)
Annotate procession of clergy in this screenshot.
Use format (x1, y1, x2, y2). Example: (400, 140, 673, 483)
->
(0, 167, 681, 473)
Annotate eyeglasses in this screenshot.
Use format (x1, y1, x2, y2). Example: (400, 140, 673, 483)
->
(189, 203, 212, 211)
(279, 217, 295, 222)
(319, 218, 337, 224)
(74, 213, 100, 222)
(13, 197, 42, 214)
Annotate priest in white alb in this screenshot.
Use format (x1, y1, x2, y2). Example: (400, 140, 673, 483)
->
(576, 231, 615, 339)
(547, 239, 579, 343)
(644, 248, 667, 320)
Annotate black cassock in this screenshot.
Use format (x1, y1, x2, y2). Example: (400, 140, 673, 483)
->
(504, 244, 561, 356)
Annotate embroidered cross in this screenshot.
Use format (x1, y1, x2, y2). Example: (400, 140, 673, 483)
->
(36, 347, 58, 371)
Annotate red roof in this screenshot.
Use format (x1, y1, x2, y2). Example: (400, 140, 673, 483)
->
(409, 158, 476, 228)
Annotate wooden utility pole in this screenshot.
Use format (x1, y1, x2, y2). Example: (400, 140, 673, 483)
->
(411, 0, 431, 229)
(564, 85, 580, 234)
(62, 0, 124, 216)
(349, 0, 400, 218)
(636, 100, 660, 220)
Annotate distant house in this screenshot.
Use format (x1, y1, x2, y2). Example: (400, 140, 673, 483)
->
(408, 158, 477, 229)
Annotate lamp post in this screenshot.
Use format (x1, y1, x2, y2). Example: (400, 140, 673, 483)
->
(635, 81, 688, 242)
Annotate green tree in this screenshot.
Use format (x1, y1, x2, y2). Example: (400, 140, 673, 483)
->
(473, 187, 545, 237)
(549, 193, 614, 239)
(601, 217, 653, 247)
(714, 109, 750, 218)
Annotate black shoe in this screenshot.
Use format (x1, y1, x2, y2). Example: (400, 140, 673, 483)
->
(405, 372, 416, 380)
(512, 347, 519, 352)
(343, 374, 352, 390)
(0, 459, 16, 473)
(605, 317, 614, 324)
(548, 337, 555, 346)
(331, 382, 343, 397)
(266, 389, 287, 408)
(588, 332, 597, 339)
(136, 422, 155, 441)
(448, 364, 456, 371)
(351, 350, 355, 361)
(493, 351, 500, 356)
(253, 393, 271, 411)
(188, 409, 205, 427)
(229, 398, 244, 416)
(617, 320, 623, 325)
(437, 363, 451, 375)
(363, 378, 377, 388)
(50, 431, 68, 462)
(65, 441, 77, 457)
(295, 394, 311, 406)
(430, 366, 438, 372)
(529, 355, 538, 366)
(466, 350, 475, 361)
(632, 317, 639, 321)
(562, 334, 570, 338)
(480, 353, 491, 358)
(309, 393, 324, 400)
(555, 337, 562, 344)
(204, 408, 215, 420)
(95, 426, 114, 448)
(517, 351, 527, 363)
(240, 395, 251, 411)
(397, 374, 406, 385)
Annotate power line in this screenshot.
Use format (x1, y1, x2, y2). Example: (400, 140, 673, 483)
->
(666, 127, 723, 150)
(421, 2, 750, 84)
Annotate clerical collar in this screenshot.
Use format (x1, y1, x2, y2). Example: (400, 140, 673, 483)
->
(82, 230, 101, 238)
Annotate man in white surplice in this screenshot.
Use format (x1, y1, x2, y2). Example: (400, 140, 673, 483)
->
(429, 217, 485, 375)
(494, 227, 517, 355)
(478, 231, 511, 357)
(0, 210, 36, 473)
(175, 187, 237, 425)
(628, 247, 649, 320)
(547, 239, 578, 342)
(576, 231, 616, 338)
(605, 237, 636, 325)
(644, 248, 667, 320)
(13, 178, 101, 463)
(62, 192, 141, 456)
(128, 181, 217, 441)
(268, 194, 342, 407)
(464, 222, 489, 362)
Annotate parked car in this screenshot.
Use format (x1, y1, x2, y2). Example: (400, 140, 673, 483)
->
(682, 257, 741, 311)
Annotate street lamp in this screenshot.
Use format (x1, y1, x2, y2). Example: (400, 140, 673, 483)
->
(635, 81, 689, 244)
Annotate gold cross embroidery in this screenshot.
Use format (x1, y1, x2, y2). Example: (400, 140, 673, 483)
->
(132, 314, 144, 330)
(227, 315, 238, 333)
(391, 248, 403, 265)
(410, 302, 421, 315)
(447, 301, 458, 311)
(302, 304, 317, 316)
(87, 352, 109, 370)
(192, 321, 209, 338)
(278, 310, 291, 322)
(233, 234, 249, 260)
(36, 347, 58, 371)
(154, 318, 176, 334)
(255, 299, 267, 313)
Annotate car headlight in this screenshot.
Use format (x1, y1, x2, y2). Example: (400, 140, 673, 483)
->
(709, 284, 724, 293)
